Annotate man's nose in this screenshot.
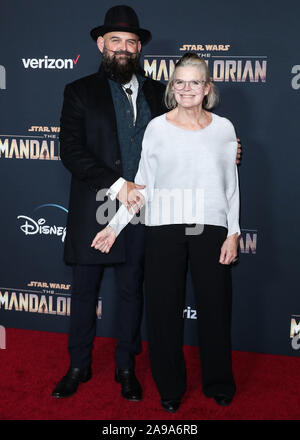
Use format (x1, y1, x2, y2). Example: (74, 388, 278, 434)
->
(119, 40, 127, 51)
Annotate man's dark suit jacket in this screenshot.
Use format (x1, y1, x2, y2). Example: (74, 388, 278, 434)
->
(59, 65, 166, 264)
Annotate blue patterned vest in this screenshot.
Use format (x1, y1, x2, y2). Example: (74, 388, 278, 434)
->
(108, 75, 152, 181)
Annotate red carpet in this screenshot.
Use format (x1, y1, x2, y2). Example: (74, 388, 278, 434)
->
(0, 328, 300, 420)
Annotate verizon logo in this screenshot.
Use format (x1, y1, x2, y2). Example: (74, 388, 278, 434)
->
(22, 55, 80, 69)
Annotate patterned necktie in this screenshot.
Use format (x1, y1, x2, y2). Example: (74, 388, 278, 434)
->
(123, 85, 135, 125)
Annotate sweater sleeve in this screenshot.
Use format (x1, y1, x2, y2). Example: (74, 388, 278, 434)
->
(224, 119, 241, 237)
(108, 122, 156, 237)
(108, 188, 146, 236)
(227, 164, 241, 237)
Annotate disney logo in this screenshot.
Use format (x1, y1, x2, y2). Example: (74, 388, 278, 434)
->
(17, 215, 66, 242)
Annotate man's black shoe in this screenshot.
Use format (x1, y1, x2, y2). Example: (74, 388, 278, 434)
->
(161, 399, 181, 413)
(115, 368, 142, 401)
(213, 394, 233, 406)
(52, 366, 92, 398)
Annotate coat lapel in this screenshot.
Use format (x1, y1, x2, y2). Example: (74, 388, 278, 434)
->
(89, 66, 121, 160)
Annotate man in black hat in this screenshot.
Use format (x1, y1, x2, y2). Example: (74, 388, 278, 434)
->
(52, 4, 242, 404)
(51, 5, 167, 402)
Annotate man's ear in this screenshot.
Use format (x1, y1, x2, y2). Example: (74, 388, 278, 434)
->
(97, 36, 104, 53)
(138, 40, 142, 53)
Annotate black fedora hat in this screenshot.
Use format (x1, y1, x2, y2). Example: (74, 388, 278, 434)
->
(90, 5, 152, 45)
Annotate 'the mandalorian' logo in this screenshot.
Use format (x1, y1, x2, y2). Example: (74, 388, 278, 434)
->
(0, 325, 5, 349)
(239, 229, 257, 254)
(0, 284, 102, 320)
(0, 126, 60, 160)
(143, 43, 267, 83)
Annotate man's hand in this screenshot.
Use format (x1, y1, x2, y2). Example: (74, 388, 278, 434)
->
(91, 226, 116, 253)
(236, 138, 242, 165)
(117, 181, 146, 214)
(219, 233, 240, 265)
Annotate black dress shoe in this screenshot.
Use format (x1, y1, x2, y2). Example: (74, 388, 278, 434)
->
(213, 394, 232, 406)
(161, 399, 181, 413)
(115, 368, 142, 401)
(52, 366, 92, 398)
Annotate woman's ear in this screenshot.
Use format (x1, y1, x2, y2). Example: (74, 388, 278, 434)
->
(204, 83, 211, 96)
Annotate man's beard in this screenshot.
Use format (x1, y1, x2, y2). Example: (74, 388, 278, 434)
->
(102, 47, 141, 84)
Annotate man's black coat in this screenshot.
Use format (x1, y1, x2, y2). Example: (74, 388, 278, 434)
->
(59, 65, 166, 264)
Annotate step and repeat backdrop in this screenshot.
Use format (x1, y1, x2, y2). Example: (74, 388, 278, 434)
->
(0, 0, 299, 356)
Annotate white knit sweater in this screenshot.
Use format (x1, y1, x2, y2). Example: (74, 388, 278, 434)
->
(108, 112, 240, 237)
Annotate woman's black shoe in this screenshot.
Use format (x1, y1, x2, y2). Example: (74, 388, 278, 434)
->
(161, 399, 181, 413)
(213, 394, 232, 406)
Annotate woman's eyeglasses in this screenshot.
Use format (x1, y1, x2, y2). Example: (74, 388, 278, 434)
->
(173, 79, 206, 91)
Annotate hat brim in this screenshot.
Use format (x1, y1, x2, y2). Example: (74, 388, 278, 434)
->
(90, 25, 152, 45)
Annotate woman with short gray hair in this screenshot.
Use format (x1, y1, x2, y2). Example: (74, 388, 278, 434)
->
(92, 52, 241, 413)
(165, 53, 219, 110)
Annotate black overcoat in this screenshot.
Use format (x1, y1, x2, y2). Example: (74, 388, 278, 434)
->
(59, 66, 166, 264)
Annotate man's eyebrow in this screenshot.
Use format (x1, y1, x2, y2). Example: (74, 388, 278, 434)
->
(109, 37, 138, 42)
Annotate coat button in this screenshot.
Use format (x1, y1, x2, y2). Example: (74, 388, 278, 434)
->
(115, 159, 121, 165)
